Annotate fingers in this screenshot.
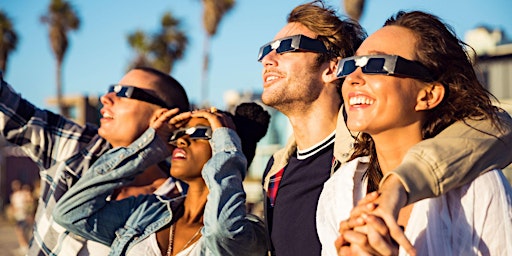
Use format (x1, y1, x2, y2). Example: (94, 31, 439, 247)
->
(363, 214, 398, 256)
(191, 107, 235, 130)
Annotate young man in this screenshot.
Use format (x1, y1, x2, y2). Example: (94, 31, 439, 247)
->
(258, 1, 512, 255)
(0, 67, 189, 255)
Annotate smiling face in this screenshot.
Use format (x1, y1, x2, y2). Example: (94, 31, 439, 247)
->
(98, 69, 163, 148)
(342, 25, 428, 137)
(169, 117, 212, 182)
(260, 22, 327, 112)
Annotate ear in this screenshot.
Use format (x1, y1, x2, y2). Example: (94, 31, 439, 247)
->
(149, 108, 168, 126)
(415, 82, 445, 111)
(322, 57, 341, 84)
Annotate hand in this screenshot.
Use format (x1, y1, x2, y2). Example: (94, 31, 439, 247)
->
(337, 192, 395, 255)
(336, 212, 398, 256)
(150, 108, 189, 143)
(335, 175, 416, 255)
(191, 107, 235, 131)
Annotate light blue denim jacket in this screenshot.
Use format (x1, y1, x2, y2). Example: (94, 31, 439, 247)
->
(53, 127, 266, 256)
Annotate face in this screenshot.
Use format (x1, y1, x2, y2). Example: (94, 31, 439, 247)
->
(169, 117, 212, 182)
(260, 22, 326, 111)
(342, 26, 427, 135)
(98, 69, 161, 147)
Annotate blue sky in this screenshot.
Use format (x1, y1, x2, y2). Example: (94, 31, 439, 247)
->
(1, 0, 511, 111)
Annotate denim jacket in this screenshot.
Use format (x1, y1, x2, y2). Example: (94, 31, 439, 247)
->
(53, 127, 266, 256)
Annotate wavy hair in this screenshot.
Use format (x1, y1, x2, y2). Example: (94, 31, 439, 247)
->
(350, 11, 505, 192)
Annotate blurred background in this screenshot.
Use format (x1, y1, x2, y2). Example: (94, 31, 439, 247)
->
(0, 1, 511, 247)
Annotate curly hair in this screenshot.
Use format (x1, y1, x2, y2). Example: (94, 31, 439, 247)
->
(231, 102, 271, 166)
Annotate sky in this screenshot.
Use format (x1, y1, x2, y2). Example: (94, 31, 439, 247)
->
(1, 0, 511, 111)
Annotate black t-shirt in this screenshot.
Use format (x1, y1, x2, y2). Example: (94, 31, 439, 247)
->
(267, 141, 334, 256)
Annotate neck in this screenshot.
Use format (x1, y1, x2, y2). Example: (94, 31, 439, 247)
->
(286, 94, 340, 149)
(181, 181, 208, 224)
(372, 125, 423, 174)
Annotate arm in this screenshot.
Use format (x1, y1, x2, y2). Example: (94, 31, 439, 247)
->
(202, 128, 267, 256)
(384, 112, 512, 204)
(52, 128, 170, 245)
(337, 114, 512, 255)
(0, 75, 96, 167)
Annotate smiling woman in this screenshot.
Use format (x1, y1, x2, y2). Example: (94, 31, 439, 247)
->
(317, 10, 512, 256)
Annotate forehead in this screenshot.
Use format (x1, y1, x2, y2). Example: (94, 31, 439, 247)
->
(273, 22, 316, 40)
(357, 26, 417, 59)
(186, 117, 209, 127)
(118, 69, 160, 91)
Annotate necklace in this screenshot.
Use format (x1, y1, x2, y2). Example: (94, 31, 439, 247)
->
(166, 224, 203, 256)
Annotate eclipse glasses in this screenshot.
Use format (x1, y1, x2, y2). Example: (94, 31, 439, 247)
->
(336, 54, 434, 82)
(258, 34, 328, 61)
(168, 126, 212, 145)
(108, 84, 168, 108)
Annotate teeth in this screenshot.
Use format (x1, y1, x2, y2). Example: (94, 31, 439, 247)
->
(266, 76, 278, 82)
(175, 152, 186, 158)
(103, 113, 114, 119)
(349, 96, 374, 106)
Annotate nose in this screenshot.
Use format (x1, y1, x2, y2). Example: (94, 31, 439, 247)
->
(100, 92, 115, 106)
(343, 67, 365, 87)
(261, 50, 278, 66)
(176, 136, 191, 148)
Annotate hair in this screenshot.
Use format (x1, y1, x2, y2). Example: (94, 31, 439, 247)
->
(230, 102, 271, 167)
(349, 11, 506, 193)
(287, 0, 366, 94)
(132, 66, 190, 113)
(288, 1, 366, 65)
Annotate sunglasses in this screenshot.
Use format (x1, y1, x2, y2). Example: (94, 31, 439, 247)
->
(336, 54, 434, 82)
(258, 34, 328, 62)
(108, 84, 168, 108)
(168, 126, 212, 145)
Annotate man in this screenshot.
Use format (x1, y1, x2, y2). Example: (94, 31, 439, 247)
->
(259, 1, 512, 255)
(0, 67, 189, 255)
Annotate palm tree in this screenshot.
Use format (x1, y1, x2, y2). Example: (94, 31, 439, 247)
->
(41, 0, 80, 116)
(127, 30, 152, 70)
(126, 12, 187, 74)
(200, 0, 235, 104)
(343, 0, 365, 21)
(0, 10, 18, 75)
(150, 12, 188, 74)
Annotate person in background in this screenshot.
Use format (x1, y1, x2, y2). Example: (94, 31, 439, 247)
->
(320, 10, 512, 255)
(0, 67, 190, 255)
(53, 102, 270, 256)
(258, 1, 512, 255)
(9, 180, 35, 255)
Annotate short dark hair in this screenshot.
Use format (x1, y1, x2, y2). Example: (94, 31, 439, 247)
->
(133, 67, 190, 113)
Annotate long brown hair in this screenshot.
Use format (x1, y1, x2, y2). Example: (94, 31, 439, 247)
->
(349, 11, 506, 192)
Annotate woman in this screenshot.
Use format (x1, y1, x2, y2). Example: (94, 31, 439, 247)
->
(316, 11, 512, 255)
(53, 102, 270, 256)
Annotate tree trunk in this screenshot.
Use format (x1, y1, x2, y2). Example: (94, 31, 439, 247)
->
(56, 59, 66, 116)
(201, 34, 211, 106)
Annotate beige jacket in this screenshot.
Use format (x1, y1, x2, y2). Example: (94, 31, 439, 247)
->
(335, 107, 512, 204)
(264, 107, 512, 205)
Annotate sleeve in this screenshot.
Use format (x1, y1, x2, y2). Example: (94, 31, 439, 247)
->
(382, 111, 512, 204)
(0, 76, 96, 168)
(52, 128, 171, 245)
(202, 128, 267, 256)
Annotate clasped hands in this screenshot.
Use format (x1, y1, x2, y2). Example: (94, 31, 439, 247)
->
(335, 175, 416, 256)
